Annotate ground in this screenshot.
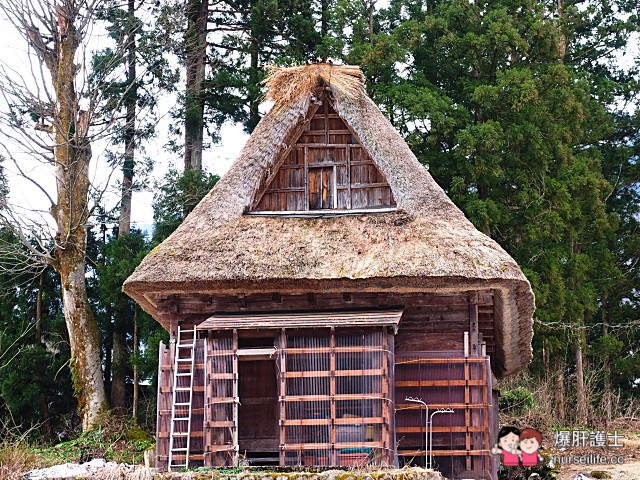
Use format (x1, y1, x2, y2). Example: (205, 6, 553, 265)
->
(557, 461, 640, 480)
(556, 435, 640, 480)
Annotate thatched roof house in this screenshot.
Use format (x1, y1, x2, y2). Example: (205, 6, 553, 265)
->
(125, 64, 534, 377)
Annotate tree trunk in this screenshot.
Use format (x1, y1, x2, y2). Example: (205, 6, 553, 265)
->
(555, 351, 565, 421)
(575, 341, 587, 425)
(111, 0, 138, 415)
(51, 5, 108, 431)
(100, 216, 113, 393)
(248, 37, 260, 133)
(35, 271, 43, 344)
(119, 0, 136, 236)
(602, 298, 611, 424)
(557, 0, 567, 60)
(320, 0, 329, 39)
(58, 251, 108, 430)
(367, 1, 374, 43)
(110, 305, 128, 413)
(132, 306, 139, 422)
(184, 0, 208, 171)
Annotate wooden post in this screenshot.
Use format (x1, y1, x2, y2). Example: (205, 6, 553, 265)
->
(232, 329, 239, 467)
(279, 328, 287, 466)
(304, 147, 309, 210)
(381, 328, 394, 465)
(464, 357, 471, 471)
(469, 292, 479, 356)
(482, 358, 490, 472)
(330, 327, 336, 465)
(203, 332, 211, 467)
(156, 341, 166, 469)
(346, 145, 352, 209)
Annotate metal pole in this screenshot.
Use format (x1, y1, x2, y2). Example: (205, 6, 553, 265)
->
(429, 408, 454, 471)
(405, 397, 429, 468)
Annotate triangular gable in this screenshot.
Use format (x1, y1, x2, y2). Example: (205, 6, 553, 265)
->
(251, 96, 396, 212)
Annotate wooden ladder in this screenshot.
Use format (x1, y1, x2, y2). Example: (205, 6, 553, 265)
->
(168, 325, 197, 471)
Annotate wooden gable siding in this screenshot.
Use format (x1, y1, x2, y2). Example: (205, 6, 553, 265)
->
(252, 100, 395, 211)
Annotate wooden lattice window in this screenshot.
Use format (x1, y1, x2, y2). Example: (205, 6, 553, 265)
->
(251, 100, 396, 212)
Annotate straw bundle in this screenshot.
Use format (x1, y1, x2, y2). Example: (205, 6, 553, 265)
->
(263, 63, 364, 108)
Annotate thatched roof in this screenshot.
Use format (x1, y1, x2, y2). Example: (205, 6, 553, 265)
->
(124, 64, 534, 377)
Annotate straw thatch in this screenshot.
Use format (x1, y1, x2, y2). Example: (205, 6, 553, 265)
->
(124, 64, 534, 377)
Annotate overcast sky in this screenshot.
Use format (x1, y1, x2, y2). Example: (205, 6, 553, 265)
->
(0, 9, 248, 237)
(1, 6, 637, 238)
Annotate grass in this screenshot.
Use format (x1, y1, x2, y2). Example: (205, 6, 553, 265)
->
(34, 417, 154, 466)
(0, 439, 42, 480)
(0, 415, 154, 479)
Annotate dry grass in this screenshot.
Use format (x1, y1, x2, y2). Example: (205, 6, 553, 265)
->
(0, 420, 43, 480)
(497, 368, 640, 435)
(262, 64, 364, 110)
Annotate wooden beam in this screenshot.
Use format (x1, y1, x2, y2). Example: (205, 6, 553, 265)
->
(329, 327, 336, 465)
(347, 145, 352, 209)
(279, 328, 286, 467)
(470, 292, 479, 356)
(304, 146, 309, 210)
(232, 329, 238, 467)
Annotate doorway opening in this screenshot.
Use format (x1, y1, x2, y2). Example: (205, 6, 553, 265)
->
(238, 354, 279, 465)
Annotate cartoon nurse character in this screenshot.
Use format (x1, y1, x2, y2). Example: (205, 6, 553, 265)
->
(491, 426, 521, 467)
(519, 428, 543, 466)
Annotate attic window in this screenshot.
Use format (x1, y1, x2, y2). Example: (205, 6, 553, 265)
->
(249, 98, 396, 215)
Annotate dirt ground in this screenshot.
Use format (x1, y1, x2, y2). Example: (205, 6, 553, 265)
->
(556, 434, 640, 480)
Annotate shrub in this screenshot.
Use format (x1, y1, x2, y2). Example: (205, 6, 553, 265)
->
(499, 387, 535, 414)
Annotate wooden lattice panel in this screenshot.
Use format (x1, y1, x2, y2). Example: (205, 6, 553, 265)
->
(394, 354, 495, 479)
(252, 100, 395, 212)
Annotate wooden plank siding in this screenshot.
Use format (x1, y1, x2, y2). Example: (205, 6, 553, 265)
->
(155, 291, 496, 478)
(253, 100, 395, 212)
(155, 291, 496, 358)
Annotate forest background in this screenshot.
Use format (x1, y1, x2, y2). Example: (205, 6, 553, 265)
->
(0, 0, 638, 465)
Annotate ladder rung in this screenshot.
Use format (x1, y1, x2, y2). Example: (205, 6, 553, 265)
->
(177, 358, 193, 362)
(178, 343, 195, 347)
(173, 417, 190, 421)
(172, 432, 190, 436)
(172, 448, 189, 452)
(175, 402, 191, 406)
(175, 387, 191, 391)
(176, 373, 192, 376)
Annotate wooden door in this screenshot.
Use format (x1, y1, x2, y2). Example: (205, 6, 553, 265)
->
(238, 360, 279, 454)
(308, 166, 336, 209)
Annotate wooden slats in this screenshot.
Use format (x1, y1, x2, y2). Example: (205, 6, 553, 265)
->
(284, 368, 382, 378)
(395, 379, 485, 387)
(281, 417, 384, 426)
(281, 441, 384, 450)
(396, 403, 491, 411)
(252, 96, 395, 212)
(197, 310, 403, 331)
(396, 426, 486, 433)
(398, 449, 490, 457)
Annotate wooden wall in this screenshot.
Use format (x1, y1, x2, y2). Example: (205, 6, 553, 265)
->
(252, 99, 395, 211)
(155, 290, 496, 477)
(155, 291, 495, 358)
